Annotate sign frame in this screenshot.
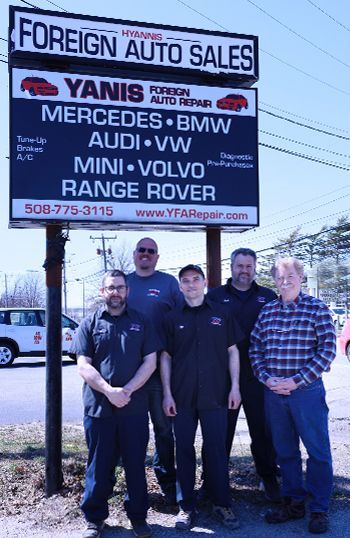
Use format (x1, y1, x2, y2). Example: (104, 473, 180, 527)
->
(9, 6, 258, 86)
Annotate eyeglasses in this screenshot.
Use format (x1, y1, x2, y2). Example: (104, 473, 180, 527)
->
(137, 247, 157, 255)
(104, 285, 127, 294)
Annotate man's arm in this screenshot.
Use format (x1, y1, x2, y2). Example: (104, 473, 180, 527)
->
(77, 355, 130, 408)
(228, 344, 241, 409)
(123, 352, 157, 394)
(160, 350, 177, 416)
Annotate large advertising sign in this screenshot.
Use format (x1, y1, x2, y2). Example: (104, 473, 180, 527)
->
(9, 7, 258, 83)
(10, 68, 258, 229)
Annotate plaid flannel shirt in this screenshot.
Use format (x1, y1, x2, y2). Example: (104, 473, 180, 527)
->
(249, 292, 336, 387)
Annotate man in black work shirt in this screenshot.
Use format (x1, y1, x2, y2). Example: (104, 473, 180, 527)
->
(161, 264, 243, 531)
(73, 270, 159, 538)
(207, 247, 280, 501)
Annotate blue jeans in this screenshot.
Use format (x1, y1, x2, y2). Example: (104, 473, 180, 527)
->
(149, 384, 176, 494)
(265, 379, 333, 512)
(81, 413, 149, 523)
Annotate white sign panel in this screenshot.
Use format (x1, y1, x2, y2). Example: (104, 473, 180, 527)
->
(10, 7, 258, 81)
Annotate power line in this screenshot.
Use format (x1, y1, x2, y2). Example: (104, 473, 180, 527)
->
(244, 0, 350, 70)
(44, 0, 69, 12)
(259, 130, 350, 159)
(18, 0, 40, 8)
(259, 109, 350, 140)
(261, 49, 350, 97)
(174, 0, 350, 97)
(259, 143, 350, 171)
(260, 101, 350, 135)
(304, 0, 350, 34)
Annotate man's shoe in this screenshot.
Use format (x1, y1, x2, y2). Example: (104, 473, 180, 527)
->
(308, 512, 329, 534)
(130, 520, 152, 538)
(82, 521, 105, 538)
(212, 505, 240, 530)
(261, 477, 282, 503)
(265, 498, 305, 524)
(175, 508, 195, 530)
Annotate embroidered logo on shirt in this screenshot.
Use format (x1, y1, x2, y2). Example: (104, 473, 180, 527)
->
(147, 288, 160, 297)
(129, 323, 141, 332)
(210, 317, 222, 326)
(257, 296, 266, 303)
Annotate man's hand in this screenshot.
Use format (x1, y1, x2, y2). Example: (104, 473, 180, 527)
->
(267, 377, 298, 395)
(228, 386, 241, 410)
(106, 387, 131, 408)
(163, 394, 177, 416)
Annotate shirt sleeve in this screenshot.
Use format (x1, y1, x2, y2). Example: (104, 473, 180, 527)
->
(227, 311, 245, 347)
(249, 310, 270, 384)
(141, 316, 163, 357)
(292, 305, 336, 387)
(71, 316, 94, 358)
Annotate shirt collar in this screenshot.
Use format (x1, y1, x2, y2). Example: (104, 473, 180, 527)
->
(278, 291, 303, 310)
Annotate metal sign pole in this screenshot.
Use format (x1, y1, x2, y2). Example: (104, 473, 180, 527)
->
(44, 224, 64, 496)
(206, 227, 221, 290)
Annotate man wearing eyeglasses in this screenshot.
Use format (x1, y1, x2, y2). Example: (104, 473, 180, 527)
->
(250, 257, 336, 535)
(127, 237, 183, 505)
(73, 270, 160, 538)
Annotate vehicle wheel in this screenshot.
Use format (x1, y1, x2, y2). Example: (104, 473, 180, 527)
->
(20, 85, 25, 92)
(29, 88, 36, 96)
(0, 343, 16, 367)
(346, 344, 350, 363)
(236, 104, 242, 112)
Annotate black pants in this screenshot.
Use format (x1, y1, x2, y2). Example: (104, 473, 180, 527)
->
(227, 373, 277, 480)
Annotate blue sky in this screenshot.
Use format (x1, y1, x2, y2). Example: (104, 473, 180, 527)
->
(1, 0, 349, 306)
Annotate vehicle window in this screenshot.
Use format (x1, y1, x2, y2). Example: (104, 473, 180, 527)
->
(9, 311, 33, 326)
(62, 315, 78, 329)
(38, 311, 46, 326)
(0, 311, 5, 324)
(9, 312, 20, 325)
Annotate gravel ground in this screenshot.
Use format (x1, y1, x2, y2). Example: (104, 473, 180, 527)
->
(1, 415, 349, 538)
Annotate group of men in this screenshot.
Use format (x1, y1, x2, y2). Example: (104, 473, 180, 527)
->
(73, 238, 336, 538)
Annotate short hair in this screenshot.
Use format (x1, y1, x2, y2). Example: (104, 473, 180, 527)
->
(101, 269, 126, 287)
(135, 237, 158, 252)
(230, 248, 257, 264)
(178, 264, 205, 280)
(271, 257, 304, 278)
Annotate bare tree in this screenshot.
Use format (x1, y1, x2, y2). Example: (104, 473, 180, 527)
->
(109, 240, 134, 274)
(20, 272, 45, 307)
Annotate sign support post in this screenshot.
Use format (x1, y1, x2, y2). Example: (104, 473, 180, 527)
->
(206, 227, 221, 289)
(44, 224, 64, 496)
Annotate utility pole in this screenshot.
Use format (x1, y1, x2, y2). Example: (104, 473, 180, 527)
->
(90, 234, 117, 272)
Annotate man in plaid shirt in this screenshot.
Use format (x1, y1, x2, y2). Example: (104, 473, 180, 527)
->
(249, 257, 336, 535)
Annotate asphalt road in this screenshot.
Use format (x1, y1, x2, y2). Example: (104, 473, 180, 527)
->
(0, 356, 84, 424)
(0, 352, 349, 427)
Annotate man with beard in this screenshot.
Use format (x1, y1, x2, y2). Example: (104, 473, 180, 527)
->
(207, 248, 280, 501)
(74, 270, 159, 538)
(127, 238, 182, 504)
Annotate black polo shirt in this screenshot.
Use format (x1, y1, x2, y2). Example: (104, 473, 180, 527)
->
(162, 297, 243, 410)
(207, 280, 277, 375)
(73, 306, 161, 417)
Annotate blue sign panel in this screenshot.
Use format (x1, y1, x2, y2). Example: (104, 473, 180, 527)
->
(10, 68, 258, 229)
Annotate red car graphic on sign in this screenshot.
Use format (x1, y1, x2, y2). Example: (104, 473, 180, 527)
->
(216, 94, 248, 112)
(20, 77, 59, 96)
